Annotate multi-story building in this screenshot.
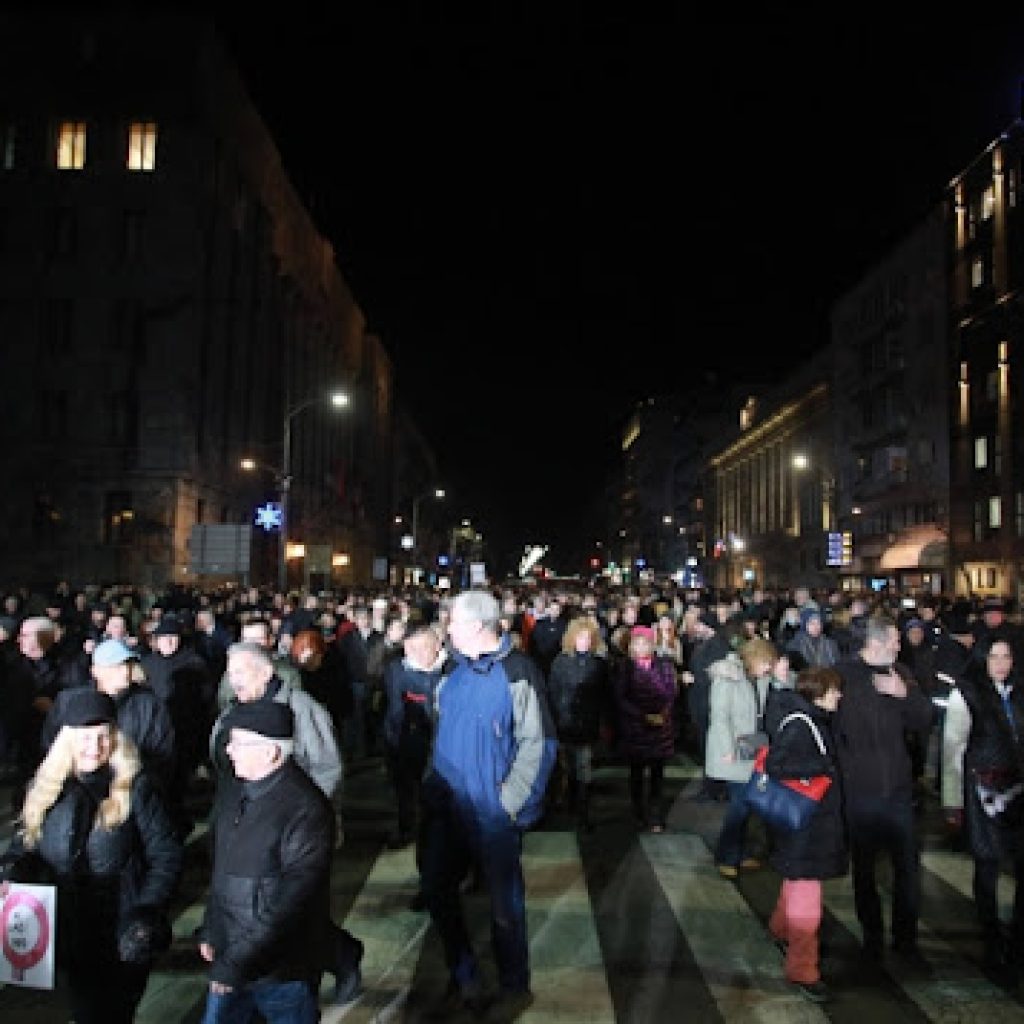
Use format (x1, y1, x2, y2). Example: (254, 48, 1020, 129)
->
(948, 115, 1024, 602)
(705, 357, 835, 591)
(0, 12, 427, 589)
(831, 208, 950, 596)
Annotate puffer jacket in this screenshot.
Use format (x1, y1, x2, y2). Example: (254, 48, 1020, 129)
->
(764, 689, 848, 880)
(429, 634, 557, 828)
(546, 649, 608, 744)
(1, 767, 182, 971)
(201, 759, 334, 988)
(611, 653, 677, 760)
(705, 653, 779, 783)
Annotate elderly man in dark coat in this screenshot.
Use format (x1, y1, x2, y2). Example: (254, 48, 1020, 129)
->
(198, 701, 335, 1023)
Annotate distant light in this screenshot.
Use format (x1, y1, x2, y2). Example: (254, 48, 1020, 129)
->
(331, 392, 350, 408)
(792, 453, 808, 470)
(400, 534, 414, 550)
(286, 542, 306, 559)
(332, 552, 350, 566)
(240, 458, 257, 471)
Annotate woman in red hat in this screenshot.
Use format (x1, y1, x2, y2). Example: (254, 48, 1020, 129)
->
(611, 625, 678, 831)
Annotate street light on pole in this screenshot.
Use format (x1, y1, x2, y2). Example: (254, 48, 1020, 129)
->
(411, 487, 445, 576)
(242, 389, 349, 594)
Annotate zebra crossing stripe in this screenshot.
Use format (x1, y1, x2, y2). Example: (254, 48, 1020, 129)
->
(319, 845, 430, 1022)
(643, 832, 828, 1022)
(322, 830, 615, 1023)
(921, 849, 1015, 920)
(516, 830, 616, 1022)
(820, 873, 1021, 1019)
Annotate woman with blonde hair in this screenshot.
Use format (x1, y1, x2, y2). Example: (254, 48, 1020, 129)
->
(0, 689, 182, 1023)
(706, 635, 792, 878)
(546, 615, 609, 830)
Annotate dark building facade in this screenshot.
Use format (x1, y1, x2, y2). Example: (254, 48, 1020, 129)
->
(831, 207, 950, 596)
(947, 117, 1024, 603)
(0, 12, 422, 589)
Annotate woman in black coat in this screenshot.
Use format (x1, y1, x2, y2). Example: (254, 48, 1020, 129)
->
(942, 639, 1024, 973)
(763, 666, 847, 1004)
(546, 615, 609, 830)
(0, 689, 183, 1024)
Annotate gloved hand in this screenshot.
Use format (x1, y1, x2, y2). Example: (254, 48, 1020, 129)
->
(118, 906, 172, 964)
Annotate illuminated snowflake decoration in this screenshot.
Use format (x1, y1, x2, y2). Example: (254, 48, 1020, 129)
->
(254, 503, 283, 532)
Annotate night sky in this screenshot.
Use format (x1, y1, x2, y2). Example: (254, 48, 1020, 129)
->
(213, 11, 1024, 570)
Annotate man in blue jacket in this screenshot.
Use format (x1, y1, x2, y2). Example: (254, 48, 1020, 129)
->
(420, 588, 557, 1017)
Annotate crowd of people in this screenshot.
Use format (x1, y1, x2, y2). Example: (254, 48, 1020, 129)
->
(0, 576, 1022, 1016)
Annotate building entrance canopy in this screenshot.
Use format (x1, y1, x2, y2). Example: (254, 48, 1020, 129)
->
(879, 524, 948, 570)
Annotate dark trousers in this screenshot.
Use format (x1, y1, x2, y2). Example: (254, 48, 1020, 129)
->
(848, 796, 920, 945)
(67, 960, 150, 1024)
(386, 750, 427, 838)
(975, 854, 1024, 945)
(420, 789, 529, 993)
(629, 758, 665, 827)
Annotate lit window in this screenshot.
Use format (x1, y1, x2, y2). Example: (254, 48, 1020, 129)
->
(56, 121, 86, 170)
(972, 256, 985, 288)
(982, 185, 995, 220)
(975, 436, 988, 469)
(990, 496, 1002, 529)
(127, 121, 157, 171)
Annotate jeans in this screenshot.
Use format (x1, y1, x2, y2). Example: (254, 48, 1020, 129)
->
(201, 978, 319, 1024)
(848, 796, 920, 945)
(714, 781, 754, 866)
(420, 785, 530, 993)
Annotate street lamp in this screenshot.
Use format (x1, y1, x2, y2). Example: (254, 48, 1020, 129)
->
(242, 388, 349, 594)
(411, 487, 445, 574)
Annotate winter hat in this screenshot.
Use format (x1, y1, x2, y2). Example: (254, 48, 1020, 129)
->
(904, 618, 925, 634)
(65, 689, 117, 727)
(631, 625, 655, 641)
(799, 607, 822, 630)
(152, 614, 183, 637)
(224, 700, 294, 740)
(92, 638, 138, 667)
